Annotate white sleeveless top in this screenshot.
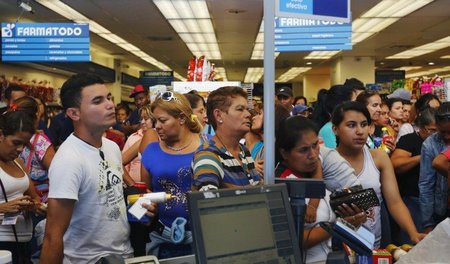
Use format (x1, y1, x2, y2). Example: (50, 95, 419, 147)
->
(357, 146, 382, 248)
(0, 160, 32, 242)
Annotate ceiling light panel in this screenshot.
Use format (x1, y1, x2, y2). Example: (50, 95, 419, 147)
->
(82, 21, 111, 34)
(304, 51, 340, 59)
(244, 68, 264, 83)
(387, 35, 450, 59)
(362, 0, 433, 18)
(405, 66, 450, 78)
(302, 0, 432, 60)
(250, 23, 280, 60)
(344, 0, 435, 53)
(117, 43, 141, 51)
(173, 72, 187, 81)
(394, 66, 422, 71)
(276, 67, 311, 82)
(154, 0, 221, 60)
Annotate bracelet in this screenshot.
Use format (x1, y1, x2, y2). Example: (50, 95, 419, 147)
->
(307, 204, 317, 210)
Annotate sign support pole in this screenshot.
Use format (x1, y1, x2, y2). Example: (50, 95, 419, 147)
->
(263, 0, 276, 185)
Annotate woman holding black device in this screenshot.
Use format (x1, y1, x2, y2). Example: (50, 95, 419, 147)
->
(0, 111, 44, 263)
(275, 115, 365, 263)
(331, 101, 426, 248)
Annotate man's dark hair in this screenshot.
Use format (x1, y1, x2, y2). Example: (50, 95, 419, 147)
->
(310, 85, 354, 128)
(435, 102, 450, 124)
(116, 103, 131, 115)
(415, 93, 440, 112)
(4, 85, 25, 101)
(60, 73, 104, 111)
(344, 78, 365, 91)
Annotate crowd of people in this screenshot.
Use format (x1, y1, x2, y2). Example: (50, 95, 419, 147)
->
(0, 73, 449, 263)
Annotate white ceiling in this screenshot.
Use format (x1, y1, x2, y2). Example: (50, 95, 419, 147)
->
(1, 0, 449, 82)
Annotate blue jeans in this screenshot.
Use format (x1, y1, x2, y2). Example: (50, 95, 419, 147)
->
(158, 243, 193, 260)
(392, 196, 423, 245)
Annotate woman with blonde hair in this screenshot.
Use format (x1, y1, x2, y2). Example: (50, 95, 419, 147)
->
(141, 91, 203, 259)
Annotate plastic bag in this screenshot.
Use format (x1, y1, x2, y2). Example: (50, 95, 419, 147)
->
(396, 218, 450, 264)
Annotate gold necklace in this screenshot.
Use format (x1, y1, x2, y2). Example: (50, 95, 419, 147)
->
(165, 135, 193, 152)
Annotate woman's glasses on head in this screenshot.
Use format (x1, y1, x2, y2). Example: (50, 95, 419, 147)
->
(157, 91, 180, 103)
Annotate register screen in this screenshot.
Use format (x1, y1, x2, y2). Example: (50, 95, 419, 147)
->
(198, 193, 286, 263)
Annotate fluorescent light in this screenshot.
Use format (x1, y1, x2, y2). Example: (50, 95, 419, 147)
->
(173, 72, 187, 82)
(98, 33, 127, 44)
(347, 0, 435, 49)
(36, 0, 87, 21)
(441, 55, 450, 59)
(130, 51, 149, 57)
(250, 21, 280, 60)
(405, 66, 450, 78)
(117, 43, 141, 51)
(276, 67, 311, 82)
(353, 18, 397, 33)
(36, 0, 184, 77)
(84, 21, 111, 34)
(154, 0, 221, 60)
(305, 51, 341, 59)
(394, 66, 422, 71)
(387, 35, 450, 59)
(244, 68, 264, 83)
(352, 32, 375, 44)
(362, 0, 433, 18)
(168, 20, 188, 32)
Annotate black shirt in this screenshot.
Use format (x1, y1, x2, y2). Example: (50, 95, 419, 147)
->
(395, 132, 423, 197)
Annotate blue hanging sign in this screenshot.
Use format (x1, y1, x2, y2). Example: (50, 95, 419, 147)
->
(274, 17, 352, 52)
(1, 23, 90, 62)
(275, 0, 351, 23)
(139, 71, 174, 87)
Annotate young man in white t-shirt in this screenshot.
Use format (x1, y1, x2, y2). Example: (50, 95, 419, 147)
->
(40, 73, 156, 264)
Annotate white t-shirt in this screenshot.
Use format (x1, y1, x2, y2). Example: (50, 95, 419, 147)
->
(48, 134, 133, 263)
(396, 123, 415, 143)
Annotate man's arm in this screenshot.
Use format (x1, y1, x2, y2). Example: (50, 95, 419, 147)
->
(432, 152, 449, 177)
(40, 198, 75, 264)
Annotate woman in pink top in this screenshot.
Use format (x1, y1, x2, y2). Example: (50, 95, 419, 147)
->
(122, 105, 155, 182)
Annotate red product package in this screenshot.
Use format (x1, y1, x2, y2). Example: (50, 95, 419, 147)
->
(187, 56, 196, 81)
(196, 56, 205, 82)
(356, 249, 392, 264)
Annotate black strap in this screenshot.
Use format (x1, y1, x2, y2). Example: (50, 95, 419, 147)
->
(0, 177, 21, 246)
